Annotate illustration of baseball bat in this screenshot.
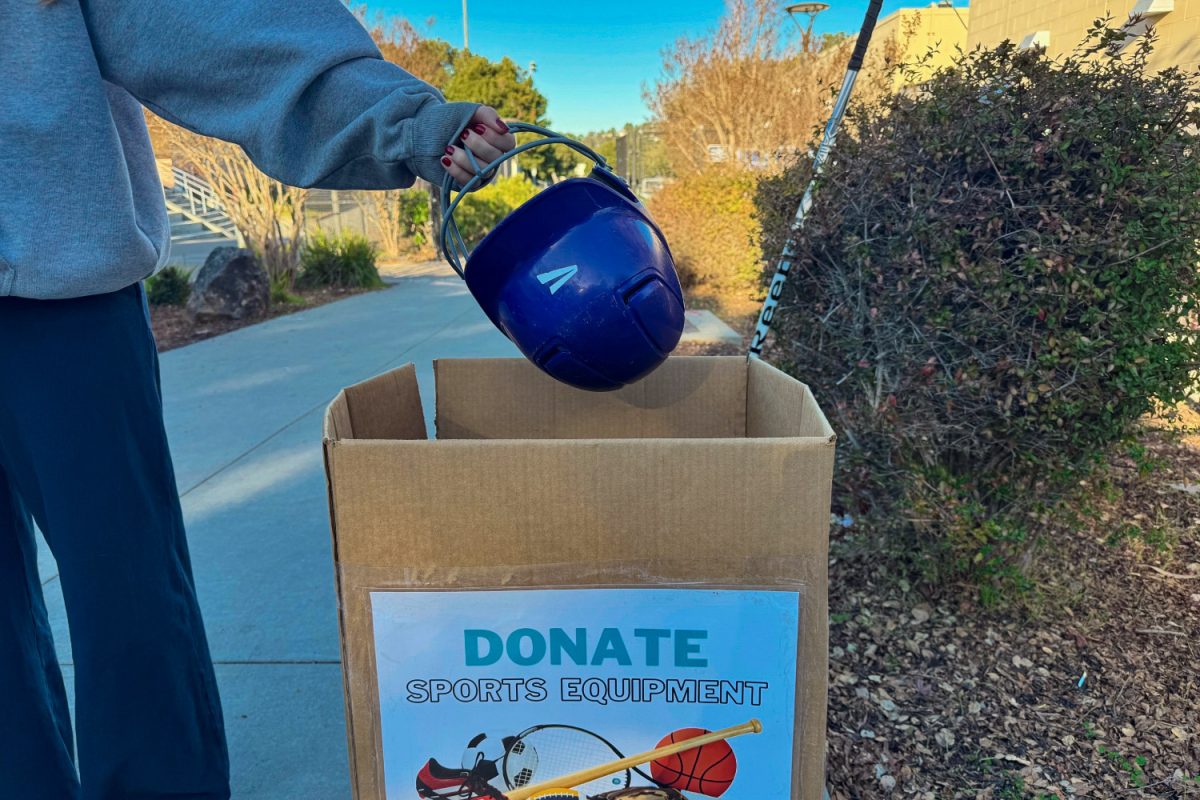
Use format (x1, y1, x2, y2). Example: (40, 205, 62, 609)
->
(504, 719, 763, 800)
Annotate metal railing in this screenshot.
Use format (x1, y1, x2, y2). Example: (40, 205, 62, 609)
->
(163, 167, 240, 242)
(169, 167, 221, 216)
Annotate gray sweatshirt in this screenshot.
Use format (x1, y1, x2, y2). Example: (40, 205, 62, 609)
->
(0, 0, 479, 300)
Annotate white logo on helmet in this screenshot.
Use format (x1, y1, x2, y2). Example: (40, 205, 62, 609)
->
(536, 265, 578, 295)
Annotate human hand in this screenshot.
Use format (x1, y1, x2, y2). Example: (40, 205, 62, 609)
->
(441, 106, 517, 189)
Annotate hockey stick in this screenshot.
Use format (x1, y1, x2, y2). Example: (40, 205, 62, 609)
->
(748, 0, 884, 358)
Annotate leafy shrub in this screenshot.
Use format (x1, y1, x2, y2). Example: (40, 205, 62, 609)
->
(396, 188, 431, 248)
(451, 175, 539, 247)
(756, 30, 1200, 591)
(270, 275, 304, 306)
(366, 187, 432, 257)
(646, 167, 762, 313)
(145, 265, 191, 306)
(297, 231, 384, 290)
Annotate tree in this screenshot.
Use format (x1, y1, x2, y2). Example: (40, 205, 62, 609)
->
(358, 10, 550, 127)
(354, 5, 452, 86)
(357, 19, 570, 253)
(439, 51, 578, 179)
(361, 185, 432, 258)
(443, 51, 545, 121)
(520, 136, 584, 182)
(646, 0, 892, 175)
(148, 115, 308, 286)
(581, 129, 619, 166)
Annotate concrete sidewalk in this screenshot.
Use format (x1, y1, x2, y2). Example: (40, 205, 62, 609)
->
(37, 277, 518, 798)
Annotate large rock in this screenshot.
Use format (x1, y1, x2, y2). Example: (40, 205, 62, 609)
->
(186, 247, 270, 322)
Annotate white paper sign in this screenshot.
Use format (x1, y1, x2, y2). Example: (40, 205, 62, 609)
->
(371, 588, 800, 800)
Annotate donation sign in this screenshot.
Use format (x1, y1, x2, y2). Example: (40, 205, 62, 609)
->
(370, 588, 801, 800)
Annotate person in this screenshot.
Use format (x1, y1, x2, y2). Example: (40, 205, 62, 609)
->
(0, 1, 515, 798)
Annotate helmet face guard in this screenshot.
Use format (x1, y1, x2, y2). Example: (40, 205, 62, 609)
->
(439, 123, 685, 392)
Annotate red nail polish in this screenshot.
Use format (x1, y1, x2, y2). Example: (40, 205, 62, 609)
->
(441, 156, 452, 167)
(473, 124, 487, 135)
(445, 146, 455, 155)
(460, 130, 470, 140)
(494, 118, 510, 134)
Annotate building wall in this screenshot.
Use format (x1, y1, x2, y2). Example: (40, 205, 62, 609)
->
(966, 0, 1200, 73)
(873, 4, 971, 85)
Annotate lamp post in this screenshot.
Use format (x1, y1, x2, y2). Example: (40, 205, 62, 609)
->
(528, 61, 538, 123)
(785, 2, 829, 51)
(462, 0, 469, 49)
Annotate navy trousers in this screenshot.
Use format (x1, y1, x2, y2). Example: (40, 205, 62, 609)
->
(0, 285, 230, 799)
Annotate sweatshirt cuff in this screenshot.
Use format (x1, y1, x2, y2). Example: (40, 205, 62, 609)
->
(407, 100, 481, 185)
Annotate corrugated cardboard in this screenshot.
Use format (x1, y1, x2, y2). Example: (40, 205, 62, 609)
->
(323, 357, 836, 800)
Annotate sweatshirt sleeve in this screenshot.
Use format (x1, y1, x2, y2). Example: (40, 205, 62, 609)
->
(78, 0, 479, 189)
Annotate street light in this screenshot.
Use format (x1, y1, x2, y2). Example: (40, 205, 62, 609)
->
(785, 2, 829, 51)
(527, 62, 538, 123)
(462, 0, 469, 49)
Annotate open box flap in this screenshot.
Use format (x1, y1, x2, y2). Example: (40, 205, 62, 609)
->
(433, 356, 749, 440)
(325, 364, 427, 442)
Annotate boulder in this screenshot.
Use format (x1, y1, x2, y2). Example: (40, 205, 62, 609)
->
(186, 247, 270, 322)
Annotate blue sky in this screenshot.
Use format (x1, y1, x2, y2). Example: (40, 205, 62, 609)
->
(368, 0, 966, 133)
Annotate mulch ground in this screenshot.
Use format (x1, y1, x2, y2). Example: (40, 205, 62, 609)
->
(682, 331, 1198, 798)
(150, 286, 373, 352)
(825, 427, 1200, 798)
(674, 341, 745, 357)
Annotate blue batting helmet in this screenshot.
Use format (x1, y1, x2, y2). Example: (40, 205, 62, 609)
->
(440, 124, 685, 392)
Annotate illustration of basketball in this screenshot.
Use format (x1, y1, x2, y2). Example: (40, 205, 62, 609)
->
(649, 728, 738, 798)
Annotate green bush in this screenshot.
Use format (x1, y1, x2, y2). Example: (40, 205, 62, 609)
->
(270, 275, 304, 306)
(756, 29, 1200, 592)
(145, 265, 191, 306)
(396, 188, 431, 248)
(452, 175, 539, 246)
(297, 231, 384, 290)
(646, 168, 762, 313)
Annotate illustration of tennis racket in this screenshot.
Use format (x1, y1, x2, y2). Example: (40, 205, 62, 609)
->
(497, 724, 660, 797)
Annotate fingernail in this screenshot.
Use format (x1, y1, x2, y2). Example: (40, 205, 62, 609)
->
(494, 118, 510, 134)
(441, 156, 452, 167)
(460, 130, 470, 140)
(473, 124, 487, 135)
(445, 146, 455, 155)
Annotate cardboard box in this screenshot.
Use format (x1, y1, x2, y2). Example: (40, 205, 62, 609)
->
(323, 357, 835, 800)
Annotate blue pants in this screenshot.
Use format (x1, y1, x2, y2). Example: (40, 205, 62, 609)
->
(0, 285, 230, 799)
